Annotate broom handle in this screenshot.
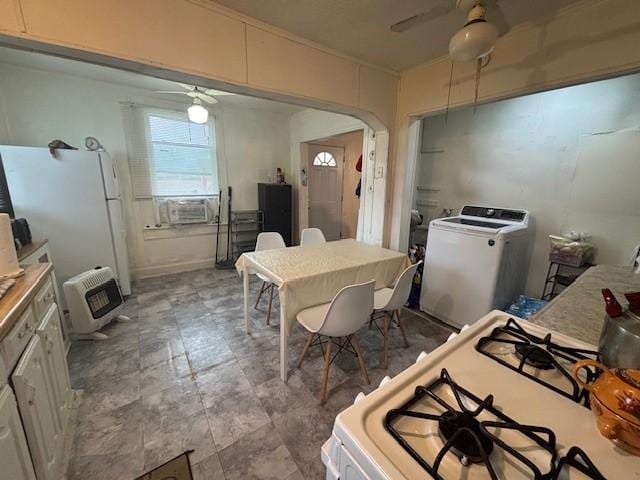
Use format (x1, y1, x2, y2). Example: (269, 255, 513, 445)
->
(226, 186, 232, 259)
(214, 189, 222, 263)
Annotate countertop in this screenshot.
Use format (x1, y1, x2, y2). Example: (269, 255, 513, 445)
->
(0, 263, 52, 342)
(16, 238, 48, 262)
(530, 264, 640, 345)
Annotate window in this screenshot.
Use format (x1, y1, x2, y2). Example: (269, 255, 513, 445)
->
(147, 113, 218, 196)
(313, 151, 337, 167)
(0, 156, 14, 217)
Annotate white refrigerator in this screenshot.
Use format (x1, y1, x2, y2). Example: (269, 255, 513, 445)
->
(0, 146, 131, 302)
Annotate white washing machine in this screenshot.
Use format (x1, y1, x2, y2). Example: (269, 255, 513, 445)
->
(420, 205, 530, 328)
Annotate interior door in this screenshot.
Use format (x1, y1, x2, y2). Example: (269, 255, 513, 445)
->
(308, 144, 344, 241)
(12, 336, 63, 480)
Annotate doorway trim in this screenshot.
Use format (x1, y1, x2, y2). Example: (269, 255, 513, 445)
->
(290, 112, 370, 243)
(0, 35, 392, 249)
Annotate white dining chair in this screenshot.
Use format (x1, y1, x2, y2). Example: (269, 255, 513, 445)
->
(296, 279, 375, 403)
(300, 227, 326, 246)
(254, 232, 286, 325)
(371, 261, 421, 369)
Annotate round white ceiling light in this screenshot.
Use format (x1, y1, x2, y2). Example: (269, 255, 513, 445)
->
(448, 4, 498, 63)
(187, 98, 209, 124)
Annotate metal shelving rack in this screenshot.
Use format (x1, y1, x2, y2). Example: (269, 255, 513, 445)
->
(541, 261, 593, 301)
(231, 210, 264, 257)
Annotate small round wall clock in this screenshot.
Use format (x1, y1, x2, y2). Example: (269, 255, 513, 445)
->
(85, 136, 104, 151)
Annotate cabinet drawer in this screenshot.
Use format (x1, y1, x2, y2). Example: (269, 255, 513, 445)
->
(0, 306, 36, 372)
(33, 277, 56, 320)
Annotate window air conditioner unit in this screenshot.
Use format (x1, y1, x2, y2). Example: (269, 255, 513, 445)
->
(167, 198, 210, 224)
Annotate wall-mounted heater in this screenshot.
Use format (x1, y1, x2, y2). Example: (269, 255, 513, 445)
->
(63, 266, 130, 340)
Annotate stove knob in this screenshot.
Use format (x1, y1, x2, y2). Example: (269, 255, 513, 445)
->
(379, 376, 391, 387)
(486, 208, 495, 216)
(354, 392, 365, 404)
(416, 351, 428, 363)
(447, 332, 458, 342)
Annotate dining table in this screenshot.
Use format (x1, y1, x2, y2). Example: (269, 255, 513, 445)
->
(235, 238, 410, 381)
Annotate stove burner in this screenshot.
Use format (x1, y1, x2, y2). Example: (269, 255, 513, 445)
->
(437, 411, 494, 464)
(385, 369, 560, 480)
(475, 318, 601, 405)
(515, 343, 554, 370)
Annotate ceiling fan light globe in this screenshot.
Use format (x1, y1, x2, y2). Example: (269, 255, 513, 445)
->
(188, 102, 209, 124)
(448, 21, 498, 62)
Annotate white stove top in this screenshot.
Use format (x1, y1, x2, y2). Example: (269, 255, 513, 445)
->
(330, 311, 640, 480)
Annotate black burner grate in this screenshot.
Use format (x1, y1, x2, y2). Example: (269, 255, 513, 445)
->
(384, 369, 607, 480)
(556, 446, 607, 480)
(475, 318, 600, 405)
(385, 369, 558, 479)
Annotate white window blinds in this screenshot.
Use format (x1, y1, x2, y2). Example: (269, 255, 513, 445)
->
(122, 104, 218, 199)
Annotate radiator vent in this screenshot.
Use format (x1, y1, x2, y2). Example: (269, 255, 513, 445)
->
(81, 269, 113, 289)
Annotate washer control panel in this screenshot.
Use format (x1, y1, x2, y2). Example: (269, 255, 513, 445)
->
(460, 205, 526, 222)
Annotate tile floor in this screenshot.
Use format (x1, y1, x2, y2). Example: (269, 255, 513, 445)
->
(64, 267, 453, 480)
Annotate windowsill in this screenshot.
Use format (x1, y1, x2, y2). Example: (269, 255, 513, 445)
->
(142, 222, 228, 240)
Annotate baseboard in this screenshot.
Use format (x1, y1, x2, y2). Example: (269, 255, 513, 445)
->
(133, 257, 216, 280)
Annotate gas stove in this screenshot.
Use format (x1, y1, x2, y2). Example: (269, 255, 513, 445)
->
(322, 311, 640, 480)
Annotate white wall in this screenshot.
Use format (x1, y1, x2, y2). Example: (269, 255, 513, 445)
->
(0, 62, 291, 278)
(416, 73, 640, 297)
(391, 0, 640, 252)
(288, 109, 367, 242)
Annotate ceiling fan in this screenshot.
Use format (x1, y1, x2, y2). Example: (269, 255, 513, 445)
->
(390, 0, 509, 63)
(391, 1, 509, 113)
(154, 83, 235, 124)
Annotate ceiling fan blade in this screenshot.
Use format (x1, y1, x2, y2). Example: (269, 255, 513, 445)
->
(203, 89, 235, 96)
(390, 4, 455, 33)
(195, 92, 218, 104)
(154, 90, 188, 94)
(177, 82, 196, 91)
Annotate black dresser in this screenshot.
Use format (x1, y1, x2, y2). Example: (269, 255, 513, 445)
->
(258, 183, 292, 246)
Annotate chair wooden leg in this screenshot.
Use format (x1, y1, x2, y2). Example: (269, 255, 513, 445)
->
(350, 335, 370, 385)
(383, 314, 390, 369)
(266, 284, 274, 325)
(298, 332, 315, 369)
(396, 309, 409, 348)
(254, 281, 266, 309)
(320, 338, 332, 404)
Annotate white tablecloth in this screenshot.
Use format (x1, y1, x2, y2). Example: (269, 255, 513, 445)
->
(235, 239, 410, 333)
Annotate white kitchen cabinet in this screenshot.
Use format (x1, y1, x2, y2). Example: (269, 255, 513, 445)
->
(36, 303, 72, 429)
(19, 241, 70, 349)
(12, 335, 63, 480)
(0, 385, 37, 480)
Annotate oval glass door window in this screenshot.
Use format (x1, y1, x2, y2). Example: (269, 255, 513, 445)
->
(312, 151, 337, 167)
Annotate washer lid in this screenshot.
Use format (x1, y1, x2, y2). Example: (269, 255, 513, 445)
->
(441, 218, 509, 229)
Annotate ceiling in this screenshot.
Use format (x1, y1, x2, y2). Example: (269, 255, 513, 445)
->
(0, 47, 303, 114)
(211, 0, 581, 71)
